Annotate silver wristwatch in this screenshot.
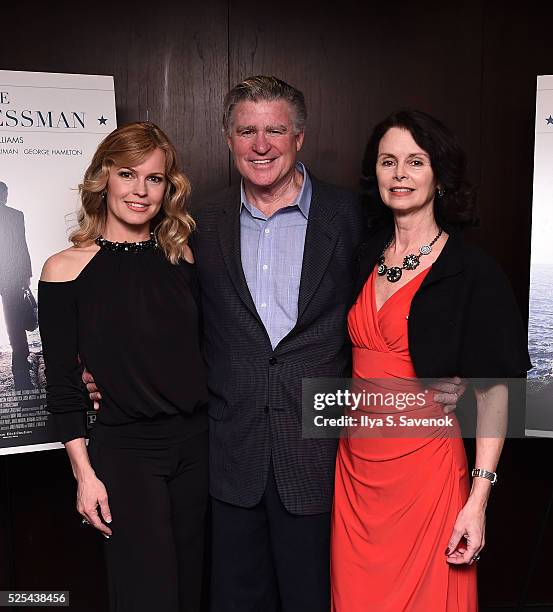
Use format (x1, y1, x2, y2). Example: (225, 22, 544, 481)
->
(471, 468, 497, 485)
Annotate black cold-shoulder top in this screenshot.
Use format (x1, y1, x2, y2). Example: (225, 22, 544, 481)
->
(38, 246, 208, 443)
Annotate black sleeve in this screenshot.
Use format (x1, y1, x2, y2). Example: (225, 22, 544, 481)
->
(460, 252, 532, 382)
(38, 281, 88, 443)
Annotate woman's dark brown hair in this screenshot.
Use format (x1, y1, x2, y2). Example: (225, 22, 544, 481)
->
(361, 110, 477, 228)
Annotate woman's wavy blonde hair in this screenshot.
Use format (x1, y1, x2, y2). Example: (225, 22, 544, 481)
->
(70, 122, 195, 264)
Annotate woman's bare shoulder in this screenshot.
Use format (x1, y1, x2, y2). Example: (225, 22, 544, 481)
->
(40, 244, 100, 282)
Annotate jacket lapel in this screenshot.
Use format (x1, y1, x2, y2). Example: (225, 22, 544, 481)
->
(216, 188, 262, 323)
(297, 180, 340, 320)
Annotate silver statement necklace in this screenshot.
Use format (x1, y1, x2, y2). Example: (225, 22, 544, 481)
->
(377, 227, 443, 283)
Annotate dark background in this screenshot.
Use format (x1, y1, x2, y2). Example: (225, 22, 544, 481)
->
(1, 0, 552, 610)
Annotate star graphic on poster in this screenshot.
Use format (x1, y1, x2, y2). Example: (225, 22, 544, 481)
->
(546, 115, 553, 125)
(98, 115, 108, 125)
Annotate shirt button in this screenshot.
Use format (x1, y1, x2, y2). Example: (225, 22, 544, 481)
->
(262, 264, 268, 271)
(269, 357, 277, 366)
(260, 302, 267, 308)
(264, 228, 270, 234)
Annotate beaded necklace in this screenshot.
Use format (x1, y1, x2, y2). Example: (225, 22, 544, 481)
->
(95, 232, 157, 253)
(377, 228, 442, 283)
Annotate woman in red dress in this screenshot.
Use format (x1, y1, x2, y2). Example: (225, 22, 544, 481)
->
(331, 111, 531, 611)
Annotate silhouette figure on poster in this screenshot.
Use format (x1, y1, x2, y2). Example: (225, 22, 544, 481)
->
(0, 181, 33, 390)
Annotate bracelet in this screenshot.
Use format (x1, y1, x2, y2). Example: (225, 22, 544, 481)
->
(471, 468, 497, 485)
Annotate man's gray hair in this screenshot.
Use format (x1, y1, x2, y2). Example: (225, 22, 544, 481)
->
(222, 75, 307, 136)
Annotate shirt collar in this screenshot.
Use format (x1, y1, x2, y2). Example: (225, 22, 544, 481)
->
(240, 162, 311, 220)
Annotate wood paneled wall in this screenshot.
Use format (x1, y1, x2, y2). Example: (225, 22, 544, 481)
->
(1, 1, 551, 608)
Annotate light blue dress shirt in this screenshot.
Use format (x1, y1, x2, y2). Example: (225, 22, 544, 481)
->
(240, 163, 312, 349)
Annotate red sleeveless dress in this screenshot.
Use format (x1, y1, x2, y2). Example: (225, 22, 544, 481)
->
(331, 267, 477, 611)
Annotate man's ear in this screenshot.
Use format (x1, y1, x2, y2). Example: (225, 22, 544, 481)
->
(295, 130, 305, 152)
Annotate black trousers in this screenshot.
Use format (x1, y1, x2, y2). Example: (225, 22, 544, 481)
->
(89, 417, 208, 612)
(210, 462, 331, 612)
(0, 288, 31, 390)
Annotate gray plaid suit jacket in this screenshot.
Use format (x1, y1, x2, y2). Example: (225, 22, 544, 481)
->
(192, 174, 364, 515)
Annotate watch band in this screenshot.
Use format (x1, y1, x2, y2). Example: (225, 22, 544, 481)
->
(471, 468, 497, 485)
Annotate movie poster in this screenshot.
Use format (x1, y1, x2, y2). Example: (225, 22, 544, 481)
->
(526, 75, 553, 437)
(0, 70, 116, 454)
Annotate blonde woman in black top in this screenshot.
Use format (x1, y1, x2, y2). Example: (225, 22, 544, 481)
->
(38, 123, 208, 612)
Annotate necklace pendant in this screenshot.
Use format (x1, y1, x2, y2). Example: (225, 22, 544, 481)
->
(403, 253, 420, 270)
(377, 263, 387, 276)
(419, 244, 432, 256)
(386, 267, 402, 283)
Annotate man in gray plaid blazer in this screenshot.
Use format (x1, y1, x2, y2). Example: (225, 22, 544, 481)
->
(192, 76, 364, 612)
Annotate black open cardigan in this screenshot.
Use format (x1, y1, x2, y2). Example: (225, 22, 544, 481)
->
(353, 226, 532, 382)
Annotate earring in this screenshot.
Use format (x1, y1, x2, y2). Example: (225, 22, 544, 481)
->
(436, 187, 445, 198)
(101, 191, 107, 199)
